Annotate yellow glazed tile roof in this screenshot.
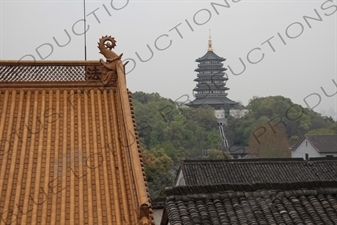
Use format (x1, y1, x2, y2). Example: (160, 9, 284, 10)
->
(0, 38, 153, 224)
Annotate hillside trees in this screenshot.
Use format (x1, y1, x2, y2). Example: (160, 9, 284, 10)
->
(132, 91, 222, 163)
(228, 96, 337, 147)
(142, 148, 173, 199)
(206, 149, 232, 160)
(132, 92, 225, 198)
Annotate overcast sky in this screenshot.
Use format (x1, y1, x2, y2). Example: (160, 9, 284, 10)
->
(0, 0, 336, 119)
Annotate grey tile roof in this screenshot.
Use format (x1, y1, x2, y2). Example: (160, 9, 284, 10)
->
(196, 51, 225, 62)
(306, 134, 337, 153)
(165, 181, 337, 225)
(178, 158, 337, 186)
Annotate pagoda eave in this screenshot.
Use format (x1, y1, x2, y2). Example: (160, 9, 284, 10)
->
(186, 97, 238, 108)
(195, 68, 227, 72)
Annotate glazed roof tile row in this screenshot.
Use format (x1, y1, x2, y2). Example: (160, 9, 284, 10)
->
(0, 60, 153, 224)
(178, 158, 337, 186)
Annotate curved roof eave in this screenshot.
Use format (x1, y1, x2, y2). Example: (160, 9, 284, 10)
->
(196, 51, 225, 62)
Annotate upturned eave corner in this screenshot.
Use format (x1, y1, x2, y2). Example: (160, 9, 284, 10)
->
(138, 204, 152, 225)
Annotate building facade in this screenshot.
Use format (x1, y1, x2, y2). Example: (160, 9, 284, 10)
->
(291, 134, 337, 159)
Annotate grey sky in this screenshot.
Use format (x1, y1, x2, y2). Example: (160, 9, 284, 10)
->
(0, 0, 336, 119)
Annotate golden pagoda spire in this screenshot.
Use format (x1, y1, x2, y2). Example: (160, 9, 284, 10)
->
(208, 30, 213, 51)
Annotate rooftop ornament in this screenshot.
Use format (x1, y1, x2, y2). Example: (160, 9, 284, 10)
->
(98, 35, 129, 86)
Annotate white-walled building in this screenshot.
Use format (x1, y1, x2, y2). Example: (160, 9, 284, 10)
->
(230, 108, 249, 118)
(291, 134, 337, 159)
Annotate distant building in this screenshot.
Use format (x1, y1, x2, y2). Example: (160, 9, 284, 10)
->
(182, 35, 251, 122)
(291, 134, 337, 159)
(186, 36, 238, 113)
(230, 108, 249, 118)
(186, 36, 240, 150)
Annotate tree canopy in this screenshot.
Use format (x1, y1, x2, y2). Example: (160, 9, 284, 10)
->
(206, 149, 232, 160)
(132, 91, 222, 164)
(132, 91, 224, 198)
(228, 95, 337, 146)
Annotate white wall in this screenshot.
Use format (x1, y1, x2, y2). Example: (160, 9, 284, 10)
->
(230, 109, 249, 118)
(214, 109, 226, 124)
(153, 209, 164, 225)
(175, 170, 185, 186)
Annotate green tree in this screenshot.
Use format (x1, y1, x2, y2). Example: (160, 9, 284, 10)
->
(308, 128, 336, 134)
(289, 135, 299, 145)
(132, 92, 222, 162)
(206, 149, 232, 160)
(228, 96, 337, 146)
(143, 148, 173, 199)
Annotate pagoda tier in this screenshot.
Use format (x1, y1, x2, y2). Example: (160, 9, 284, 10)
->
(187, 37, 237, 109)
(194, 77, 227, 82)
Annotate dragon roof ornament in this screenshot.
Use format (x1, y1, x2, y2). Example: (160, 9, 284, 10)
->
(98, 35, 129, 86)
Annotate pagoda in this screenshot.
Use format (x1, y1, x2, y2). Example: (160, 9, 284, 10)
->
(187, 36, 237, 111)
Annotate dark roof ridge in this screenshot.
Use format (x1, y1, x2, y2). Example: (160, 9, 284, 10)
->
(165, 187, 337, 206)
(309, 157, 337, 161)
(182, 157, 337, 163)
(306, 134, 337, 136)
(165, 181, 337, 199)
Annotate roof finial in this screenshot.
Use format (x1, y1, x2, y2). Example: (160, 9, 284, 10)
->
(208, 30, 213, 51)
